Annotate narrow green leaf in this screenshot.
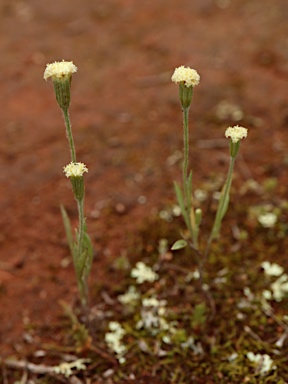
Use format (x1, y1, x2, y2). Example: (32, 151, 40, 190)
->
(187, 170, 193, 201)
(75, 232, 94, 279)
(220, 189, 230, 221)
(171, 239, 188, 250)
(82, 232, 93, 276)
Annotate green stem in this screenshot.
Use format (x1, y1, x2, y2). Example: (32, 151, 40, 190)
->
(77, 198, 88, 307)
(63, 108, 77, 163)
(182, 107, 197, 249)
(77, 198, 85, 260)
(182, 108, 189, 191)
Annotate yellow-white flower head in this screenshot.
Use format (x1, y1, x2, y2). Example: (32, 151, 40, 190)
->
(225, 125, 248, 143)
(63, 162, 88, 178)
(171, 65, 200, 87)
(44, 60, 77, 81)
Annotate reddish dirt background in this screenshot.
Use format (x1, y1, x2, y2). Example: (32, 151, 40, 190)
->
(1, 0, 288, 361)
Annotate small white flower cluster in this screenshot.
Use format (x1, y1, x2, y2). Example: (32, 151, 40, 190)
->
(263, 275, 288, 302)
(136, 296, 171, 335)
(118, 285, 140, 305)
(258, 212, 277, 228)
(262, 261, 288, 302)
(131, 262, 159, 284)
(171, 65, 200, 88)
(44, 60, 77, 81)
(136, 296, 200, 350)
(142, 297, 167, 308)
(105, 321, 127, 364)
(63, 162, 88, 178)
(261, 261, 284, 277)
(53, 359, 90, 378)
(246, 352, 276, 376)
(225, 125, 248, 143)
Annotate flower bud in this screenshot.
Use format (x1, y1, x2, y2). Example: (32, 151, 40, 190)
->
(70, 176, 85, 202)
(52, 78, 72, 111)
(178, 82, 193, 110)
(195, 208, 202, 227)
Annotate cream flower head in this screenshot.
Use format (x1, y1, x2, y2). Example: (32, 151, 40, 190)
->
(44, 60, 77, 81)
(63, 162, 88, 178)
(171, 65, 200, 87)
(225, 125, 248, 143)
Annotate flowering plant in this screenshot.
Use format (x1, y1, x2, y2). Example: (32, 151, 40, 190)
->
(44, 60, 93, 308)
(171, 65, 248, 311)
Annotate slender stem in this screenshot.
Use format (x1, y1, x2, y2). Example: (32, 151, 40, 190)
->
(63, 108, 77, 163)
(182, 108, 189, 190)
(182, 107, 197, 248)
(77, 198, 85, 260)
(77, 198, 88, 307)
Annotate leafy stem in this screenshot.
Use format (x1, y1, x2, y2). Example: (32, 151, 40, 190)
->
(182, 107, 198, 249)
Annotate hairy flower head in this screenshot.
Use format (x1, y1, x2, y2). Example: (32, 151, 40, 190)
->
(44, 60, 77, 81)
(63, 162, 88, 178)
(225, 125, 248, 143)
(171, 66, 200, 88)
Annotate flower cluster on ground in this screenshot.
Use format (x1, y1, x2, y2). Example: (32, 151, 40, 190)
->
(105, 321, 127, 364)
